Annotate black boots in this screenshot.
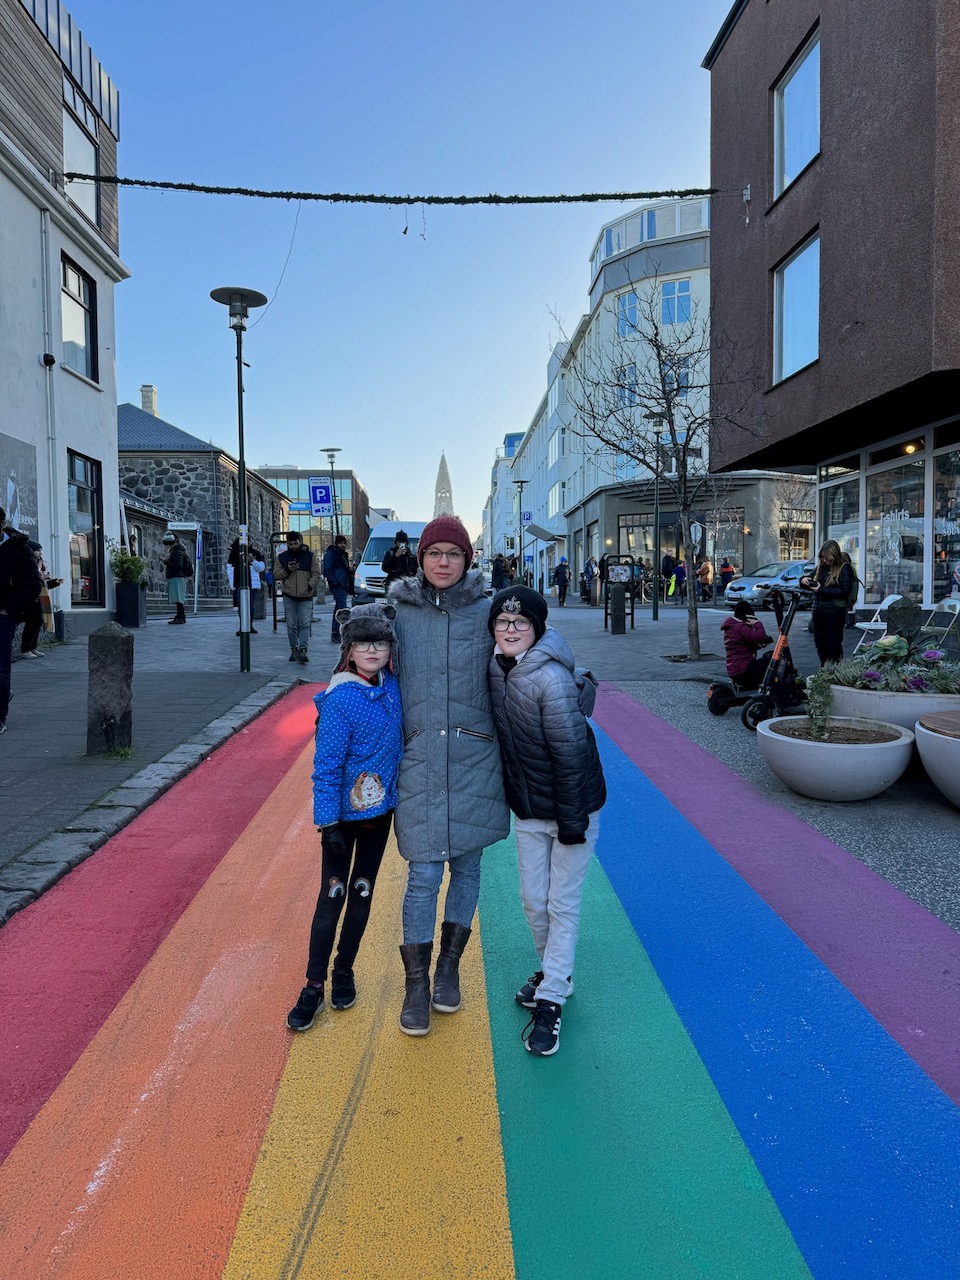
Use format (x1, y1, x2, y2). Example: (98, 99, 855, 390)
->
(399, 942, 432, 1036)
(432, 922, 471, 1013)
(168, 602, 186, 624)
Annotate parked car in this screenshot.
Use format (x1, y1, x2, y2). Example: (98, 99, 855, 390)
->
(724, 560, 816, 610)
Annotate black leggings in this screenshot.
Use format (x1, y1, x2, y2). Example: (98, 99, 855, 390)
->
(305, 811, 392, 982)
(812, 608, 846, 665)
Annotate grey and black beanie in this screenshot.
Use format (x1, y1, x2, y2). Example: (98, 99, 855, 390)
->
(334, 601, 398, 672)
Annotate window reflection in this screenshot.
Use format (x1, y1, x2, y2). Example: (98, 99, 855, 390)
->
(933, 449, 960, 603)
(865, 462, 925, 603)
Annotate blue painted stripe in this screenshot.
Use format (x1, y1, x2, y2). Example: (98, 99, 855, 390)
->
(593, 728, 960, 1279)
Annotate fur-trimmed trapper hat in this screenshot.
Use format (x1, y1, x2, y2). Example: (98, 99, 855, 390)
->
(335, 601, 398, 672)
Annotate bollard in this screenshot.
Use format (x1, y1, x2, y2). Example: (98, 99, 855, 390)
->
(86, 622, 133, 755)
(610, 582, 626, 634)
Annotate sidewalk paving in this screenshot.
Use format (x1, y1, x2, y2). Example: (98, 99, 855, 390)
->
(1, 594, 957, 930)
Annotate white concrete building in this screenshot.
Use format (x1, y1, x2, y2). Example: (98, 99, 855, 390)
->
(0, 0, 129, 634)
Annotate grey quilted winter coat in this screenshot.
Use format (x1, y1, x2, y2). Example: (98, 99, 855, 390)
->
(488, 628, 606, 838)
(389, 569, 510, 862)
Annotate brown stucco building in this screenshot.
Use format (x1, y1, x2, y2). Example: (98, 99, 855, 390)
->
(705, 1, 960, 607)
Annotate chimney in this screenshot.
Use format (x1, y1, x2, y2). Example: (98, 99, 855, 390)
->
(140, 384, 158, 415)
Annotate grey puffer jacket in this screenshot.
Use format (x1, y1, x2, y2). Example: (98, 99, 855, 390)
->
(389, 569, 509, 862)
(488, 627, 606, 838)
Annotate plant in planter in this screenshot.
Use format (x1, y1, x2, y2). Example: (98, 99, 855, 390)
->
(756, 668, 915, 801)
(826, 598, 960, 730)
(108, 541, 147, 627)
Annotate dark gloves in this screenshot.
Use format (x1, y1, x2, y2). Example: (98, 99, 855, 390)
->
(319, 825, 350, 860)
(557, 831, 587, 845)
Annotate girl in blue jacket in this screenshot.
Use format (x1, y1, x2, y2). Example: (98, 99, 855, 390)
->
(287, 602, 403, 1031)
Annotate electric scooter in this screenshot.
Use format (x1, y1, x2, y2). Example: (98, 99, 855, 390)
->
(706, 587, 811, 730)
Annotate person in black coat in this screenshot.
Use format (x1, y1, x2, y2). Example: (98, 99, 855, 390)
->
(801, 539, 855, 665)
(381, 530, 418, 586)
(0, 510, 43, 732)
(487, 585, 606, 1057)
(162, 532, 193, 625)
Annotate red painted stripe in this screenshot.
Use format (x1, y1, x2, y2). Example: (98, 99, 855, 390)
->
(0, 685, 319, 1163)
(594, 685, 960, 1104)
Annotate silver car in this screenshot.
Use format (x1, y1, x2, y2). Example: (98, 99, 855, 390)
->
(724, 559, 815, 610)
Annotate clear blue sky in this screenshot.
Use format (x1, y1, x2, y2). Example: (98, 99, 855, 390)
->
(68, 0, 732, 540)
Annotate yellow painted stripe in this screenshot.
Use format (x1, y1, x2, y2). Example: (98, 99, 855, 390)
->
(224, 847, 515, 1280)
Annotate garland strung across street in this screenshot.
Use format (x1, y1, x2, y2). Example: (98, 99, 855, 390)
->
(63, 173, 716, 206)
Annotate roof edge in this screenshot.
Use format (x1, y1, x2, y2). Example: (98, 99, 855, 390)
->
(702, 0, 751, 70)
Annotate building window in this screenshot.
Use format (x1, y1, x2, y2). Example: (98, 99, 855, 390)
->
(548, 429, 562, 468)
(617, 291, 638, 336)
(615, 363, 638, 407)
(63, 101, 99, 225)
(68, 450, 103, 606)
(865, 462, 925, 604)
(662, 356, 690, 399)
(933, 448, 960, 602)
(548, 481, 563, 518)
(661, 279, 691, 325)
(774, 235, 819, 382)
(61, 256, 98, 381)
(775, 33, 820, 196)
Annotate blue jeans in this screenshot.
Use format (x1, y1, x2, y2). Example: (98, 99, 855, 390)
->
(330, 586, 348, 639)
(284, 596, 313, 651)
(402, 850, 483, 944)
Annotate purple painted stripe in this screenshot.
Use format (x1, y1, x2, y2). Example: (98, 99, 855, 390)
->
(593, 685, 960, 1104)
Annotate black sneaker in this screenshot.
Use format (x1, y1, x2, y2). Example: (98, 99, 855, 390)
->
(515, 970, 544, 1009)
(288, 651, 298, 662)
(330, 966, 356, 1010)
(287, 984, 324, 1031)
(298, 648, 309, 664)
(522, 1000, 562, 1057)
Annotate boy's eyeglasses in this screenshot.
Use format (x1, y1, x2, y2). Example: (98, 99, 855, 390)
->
(493, 617, 532, 633)
(424, 549, 465, 562)
(351, 640, 391, 653)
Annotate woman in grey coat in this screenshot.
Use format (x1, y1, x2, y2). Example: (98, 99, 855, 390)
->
(388, 515, 509, 1036)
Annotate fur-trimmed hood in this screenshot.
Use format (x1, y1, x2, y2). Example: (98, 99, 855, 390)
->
(388, 567, 488, 610)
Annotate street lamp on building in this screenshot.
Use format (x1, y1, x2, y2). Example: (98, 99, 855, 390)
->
(644, 412, 666, 622)
(513, 478, 528, 586)
(211, 286, 267, 672)
(320, 446, 342, 540)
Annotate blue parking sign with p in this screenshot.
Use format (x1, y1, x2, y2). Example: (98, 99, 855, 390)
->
(309, 476, 333, 517)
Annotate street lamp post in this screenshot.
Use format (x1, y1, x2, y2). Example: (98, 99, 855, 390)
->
(211, 286, 268, 671)
(320, 446, 342, 541)
(644, 412, 665, 622)
(513, 478, 527, 586)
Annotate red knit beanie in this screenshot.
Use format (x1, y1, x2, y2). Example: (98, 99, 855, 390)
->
(417, 515, 474, 568)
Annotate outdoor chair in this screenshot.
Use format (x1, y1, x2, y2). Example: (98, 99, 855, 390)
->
(852, 594, 904, 653)
(920, 600, 960, 650)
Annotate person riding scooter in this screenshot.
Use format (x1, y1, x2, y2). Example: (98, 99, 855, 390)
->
(720, 600, 774, 688)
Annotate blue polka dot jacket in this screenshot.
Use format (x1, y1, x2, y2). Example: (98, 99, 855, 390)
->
(311, 669, 404, 826)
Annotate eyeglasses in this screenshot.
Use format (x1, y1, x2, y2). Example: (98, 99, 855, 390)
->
(424, 549, 465, 562)
(351, 640, 391, 653)
(493, 616, 533, 633)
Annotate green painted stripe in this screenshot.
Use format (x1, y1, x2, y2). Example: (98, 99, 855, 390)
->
(479, 837, 812, 1280)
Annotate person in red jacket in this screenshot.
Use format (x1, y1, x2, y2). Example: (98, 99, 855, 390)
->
(720, 600, 774, 687)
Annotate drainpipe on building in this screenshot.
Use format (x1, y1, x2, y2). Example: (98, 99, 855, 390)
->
(39, 208, 65, 636)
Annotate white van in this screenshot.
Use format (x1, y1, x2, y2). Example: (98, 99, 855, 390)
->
(353, 521, 428, 597)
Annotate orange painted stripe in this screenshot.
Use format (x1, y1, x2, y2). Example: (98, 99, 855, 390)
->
(0, 741, 319, 1279)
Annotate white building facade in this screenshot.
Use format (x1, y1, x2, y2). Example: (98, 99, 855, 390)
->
(0, 0, 129, 634)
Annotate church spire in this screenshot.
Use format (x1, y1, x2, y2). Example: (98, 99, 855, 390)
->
(433, 453, 454, 517)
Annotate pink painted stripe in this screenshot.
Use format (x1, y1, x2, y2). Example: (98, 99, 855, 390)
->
(594, 684, 960, 1104)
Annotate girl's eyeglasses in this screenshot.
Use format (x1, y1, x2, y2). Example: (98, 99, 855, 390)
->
(351, 640, 392, 653)
(493, 617, 532, 633)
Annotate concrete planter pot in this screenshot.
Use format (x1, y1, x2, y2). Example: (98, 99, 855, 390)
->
(757, 716, 915, 802)
(115, 581, 147, 628)
(829, 685, 960, 733)
(915, 718, 960, 809)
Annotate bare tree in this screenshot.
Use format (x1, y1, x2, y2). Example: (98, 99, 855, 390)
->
(775, 475, 816, 560)
(561, 276, 761, 659)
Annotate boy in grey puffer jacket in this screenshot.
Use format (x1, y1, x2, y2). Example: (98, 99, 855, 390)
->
(487, 586, 606, 1058)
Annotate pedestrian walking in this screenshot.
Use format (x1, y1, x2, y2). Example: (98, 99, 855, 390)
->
(801, 540, 856, 665)
(388, 514, 509, 1037)
(486, 585, 606, 1057)
(161, 531, 192, 625)
(552, 557, 571, 606)
(228, 540, 264, 634)
(274, 532, 320, 663)
(583, 556, 599, 605)
(323, 534, 353, 642)
(491, 553, 510, 592)
(674, 558, 687, 603)
(719, 557, 737, 592)
(287, 602, 403, 1031)
(19, 543, 60, 658)
(697, 558, 714, 602)
(0, 508, 43, 735)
